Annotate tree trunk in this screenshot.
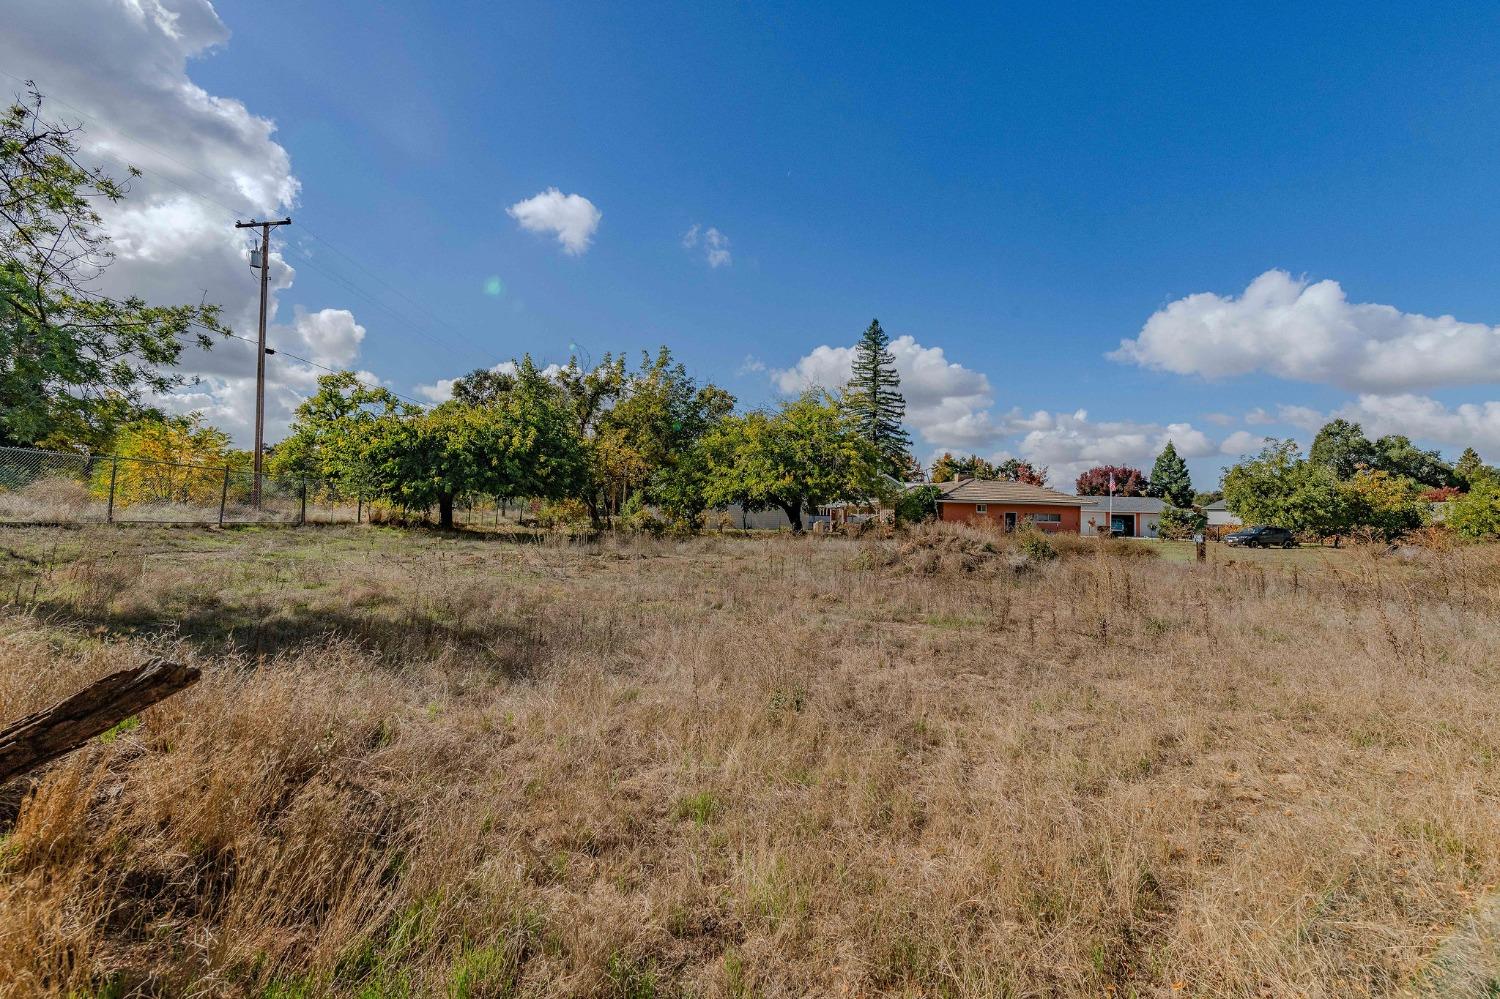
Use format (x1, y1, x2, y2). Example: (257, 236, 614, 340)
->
(437, 493, 455, 530)
(0, 659, 200, 784)
(781, 500, 804, 533)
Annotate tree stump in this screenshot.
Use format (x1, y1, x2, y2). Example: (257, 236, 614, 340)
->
(0, 659, 200, 784)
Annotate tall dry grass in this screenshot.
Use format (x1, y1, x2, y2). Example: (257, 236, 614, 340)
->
(0, 524, 1497, 997)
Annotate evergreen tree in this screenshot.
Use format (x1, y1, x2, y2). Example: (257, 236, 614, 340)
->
(844, 319, 912, 476)
(1454, 447, 1487, 488)
(1148, 441, 1194, 508)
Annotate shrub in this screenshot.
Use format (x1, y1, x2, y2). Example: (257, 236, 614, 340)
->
(1447, 477, 1500, 539)
(1156, 505, 1206, 540)
(893, 484, 941, 525)
(534, 498, 591, 529)
(1016, 528, 1057, 562)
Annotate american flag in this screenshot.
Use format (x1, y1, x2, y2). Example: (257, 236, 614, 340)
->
(1108, 471, 1116, 494)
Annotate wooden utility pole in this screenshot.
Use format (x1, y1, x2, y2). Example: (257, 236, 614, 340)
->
(235, 217, 292, 508)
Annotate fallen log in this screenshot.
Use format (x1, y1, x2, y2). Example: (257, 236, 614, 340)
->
(0, 659, 200, 784)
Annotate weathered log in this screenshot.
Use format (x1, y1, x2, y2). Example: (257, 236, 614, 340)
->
(0, 659, 200, 784)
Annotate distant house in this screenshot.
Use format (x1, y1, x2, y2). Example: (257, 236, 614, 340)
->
(1079, 495, 1168, 538)
(934, 479, 1090, 533)
(1203, 499, 1242, 528)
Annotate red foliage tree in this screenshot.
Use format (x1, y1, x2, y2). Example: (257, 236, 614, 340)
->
(996, 458, 1049, 487)
(1075, 465, 1148, 496)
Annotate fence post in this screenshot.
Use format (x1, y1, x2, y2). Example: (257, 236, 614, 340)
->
(219, 465, 230, 527)
(299, 478, 307, 526)
(106, 456, 118, 524)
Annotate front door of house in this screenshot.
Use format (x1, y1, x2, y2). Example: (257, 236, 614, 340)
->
(1004, 512, 1017, 531)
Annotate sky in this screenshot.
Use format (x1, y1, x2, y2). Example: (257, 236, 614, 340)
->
(7, 0, 1500, 489)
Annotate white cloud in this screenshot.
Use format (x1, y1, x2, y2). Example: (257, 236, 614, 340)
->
(682, 223, 732, 268)
(507, 188, 601, 255)
(737, 355, 766, 375)
(0, 0, 374, 447)
(1003, 410, 1218, 486)
(1326, 394, 1500, 458)
(774, 334, 995, 449)
(1112, 269, 1500, 392)
(1219, 430, 1267, 456)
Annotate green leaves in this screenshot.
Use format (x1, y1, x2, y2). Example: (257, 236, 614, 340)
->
(0, 92, 227, 450)
(699, 391, 884, 531)
(359, 380, 587, 527)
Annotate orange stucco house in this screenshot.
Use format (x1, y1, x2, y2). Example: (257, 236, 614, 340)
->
(932, 478, 1090, 533)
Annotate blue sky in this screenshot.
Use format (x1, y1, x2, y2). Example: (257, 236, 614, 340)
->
(8, 1, 1500, 488)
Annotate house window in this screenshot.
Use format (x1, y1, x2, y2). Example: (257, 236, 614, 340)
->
(1033, 513, 1061, 523)
(975, 504, 987, 513)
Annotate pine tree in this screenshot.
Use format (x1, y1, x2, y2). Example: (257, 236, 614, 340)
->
(1148, 440, 1194, 508)
(844, 319, 912, 476)
(1455, 447, 1486, 488)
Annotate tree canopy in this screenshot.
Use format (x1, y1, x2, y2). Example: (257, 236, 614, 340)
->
(271, 372, 415, 496)
(0, 90, 226, 450)
(699, 391, 884, 532)
(1309, 419, 1378, 479)
(362, 377, 586, 529)
(1076, 465, 1148, 497)
(1371, 434, 1454, 489)
(1222, 439, 1429, 543)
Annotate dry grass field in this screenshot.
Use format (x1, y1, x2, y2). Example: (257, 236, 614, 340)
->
(0, 523, 1497, 998)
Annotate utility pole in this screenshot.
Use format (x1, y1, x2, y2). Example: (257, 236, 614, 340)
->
(235, 216, 292, 508)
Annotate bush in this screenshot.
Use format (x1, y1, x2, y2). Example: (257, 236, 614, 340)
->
(1016, 528, 1057, 562)
(1156, 505, 1206, 540)
(1447, 478, 1500, 539)
(893, 485, 941, 525)
(534, 498, 591, 529)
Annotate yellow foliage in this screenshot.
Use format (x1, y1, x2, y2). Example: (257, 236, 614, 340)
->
(97, 417, 231, 506)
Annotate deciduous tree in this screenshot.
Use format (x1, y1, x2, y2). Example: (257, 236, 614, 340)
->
(1076, 465, 1148, 497)
(363, 381, 585, 529)
(1309, 419, 1377, 479)
(1448, 476, 1500, 538)
(699, 391, 884, 532)
(995, 457, 1048, 487)
(0, 91, 226, 450)
(271, 372, 413, 497)
(1372, 434, 1453, 488)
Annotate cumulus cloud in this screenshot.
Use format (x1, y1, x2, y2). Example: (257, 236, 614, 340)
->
(682, 224, 732, 267)
(773, 335, 996, 449)
(1219, 430, 1267, 456)
(507, 188, 601, 255)
(0, 0, 375, 446)
(1000, 410, 1218, 485)
(1112, 269, 1500, 393)
(1321, 394, 1500, 457)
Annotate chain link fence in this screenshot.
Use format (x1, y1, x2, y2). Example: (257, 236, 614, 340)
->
(0, 445, 364, 526)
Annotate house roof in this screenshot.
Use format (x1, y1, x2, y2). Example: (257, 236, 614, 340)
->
(1203, 499, 1228, 511)
(934, 479, 1091, 507)
(1077, 495, 1168, 514)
